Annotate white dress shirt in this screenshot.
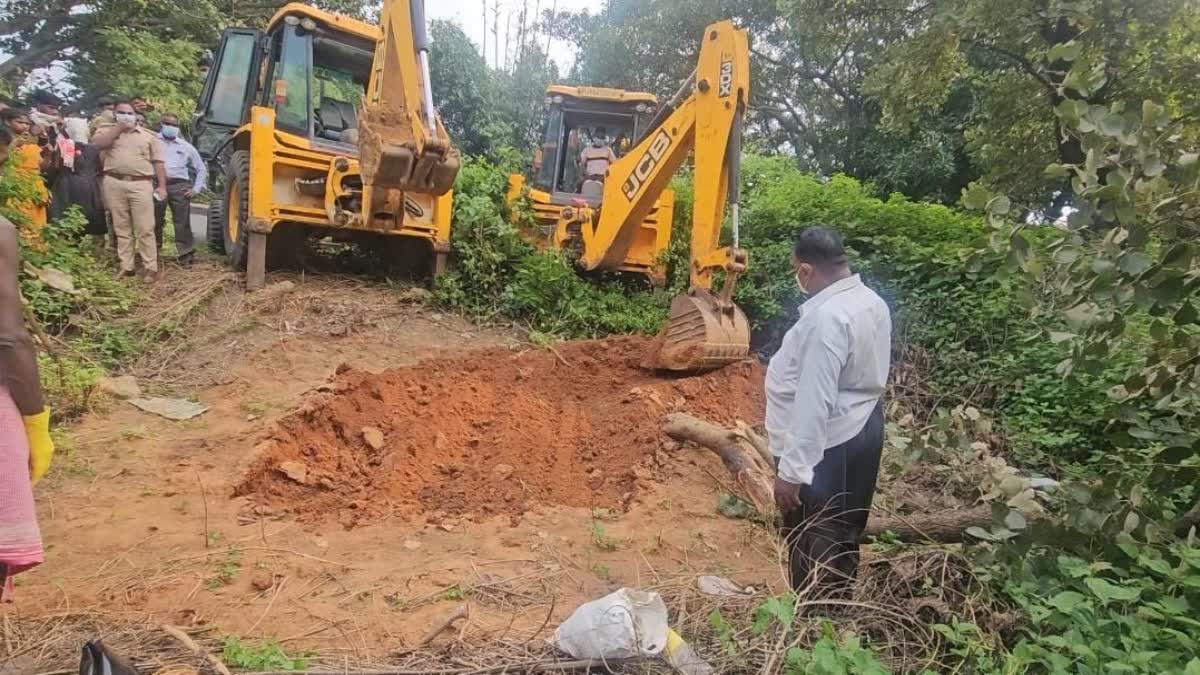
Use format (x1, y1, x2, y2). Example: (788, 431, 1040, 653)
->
(765, 274, 892, 485)
(157, 135, 208, 194)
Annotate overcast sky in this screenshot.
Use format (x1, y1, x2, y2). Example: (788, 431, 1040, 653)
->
(429, 0, 599, 70)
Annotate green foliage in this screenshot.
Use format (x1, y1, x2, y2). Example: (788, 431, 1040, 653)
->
(974, 529, 1200, 672)
(948, 24, 1200, 672)
(71, 28, 202, 119)
(868, 0, 1200, 211)
(206, 549, 242, 589)
(220, 637, 310, 671)
(707, 609, 738, 656)
(435, 157, 667, 338)
(1, 0, 367, 97)
(503, 253, 667, 338)
(784, 623, 889, 675)
(1, 164, 139, 418)
(19, 208, 136, 331)
(589, 521, 620, 552)
(751, 593, 796, 635)
(429, 20, 557, 161)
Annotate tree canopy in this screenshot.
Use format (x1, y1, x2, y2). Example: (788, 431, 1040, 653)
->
(0, 0, 368, 105)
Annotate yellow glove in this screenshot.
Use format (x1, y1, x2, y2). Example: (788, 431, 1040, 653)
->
(23, 409, 54, 485)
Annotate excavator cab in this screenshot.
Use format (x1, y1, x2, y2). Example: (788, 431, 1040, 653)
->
(529, 87, 655, 201)
(192, 2, 457, 289)
(193, 14, 375, 162)
(508, 86, 675, 285)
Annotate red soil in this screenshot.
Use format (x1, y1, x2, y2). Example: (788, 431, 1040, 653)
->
(236, 336, 765, 526)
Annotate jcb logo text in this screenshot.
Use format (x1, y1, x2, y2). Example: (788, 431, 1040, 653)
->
(622, 130, 672, 201)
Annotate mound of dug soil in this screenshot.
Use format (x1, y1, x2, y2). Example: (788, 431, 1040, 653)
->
(237, 337, 765, 526)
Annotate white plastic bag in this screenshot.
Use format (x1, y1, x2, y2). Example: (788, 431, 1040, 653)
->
(553, 588, 669, 659)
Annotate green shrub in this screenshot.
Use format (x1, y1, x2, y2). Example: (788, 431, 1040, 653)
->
(436, 156, 667, 336)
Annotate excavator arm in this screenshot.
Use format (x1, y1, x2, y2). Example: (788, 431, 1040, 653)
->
(358, 0, 460, 198)
(575, 21, 751, 371)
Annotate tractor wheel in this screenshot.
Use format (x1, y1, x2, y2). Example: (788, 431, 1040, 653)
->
(205, 197, 226, 254)
(222, 150, 251, 270)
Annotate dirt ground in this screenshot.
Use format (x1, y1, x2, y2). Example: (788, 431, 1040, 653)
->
(3, 263, 789, 670)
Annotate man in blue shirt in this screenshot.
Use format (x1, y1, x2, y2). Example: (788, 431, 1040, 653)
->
(154, 113, 207, 265)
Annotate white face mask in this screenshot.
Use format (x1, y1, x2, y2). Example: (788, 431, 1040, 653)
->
(794, 268, 809, 294)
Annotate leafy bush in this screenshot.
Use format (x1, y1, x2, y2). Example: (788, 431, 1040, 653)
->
(435, 156, 669, 337)
(221, 637, 310, 671)
(2, 167, 140, 418)
(19, 208, 136, 331)
(973, 526, 1200, 672)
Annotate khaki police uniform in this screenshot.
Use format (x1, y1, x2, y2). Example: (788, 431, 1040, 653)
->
(89, 110, 115, 137)
(99, 125, 163, 273)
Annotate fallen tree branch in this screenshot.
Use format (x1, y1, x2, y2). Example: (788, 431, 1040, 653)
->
(160, 624, 233, 675)
(664, 413, 775, 515)
(866, 506, 996, 543)
(664, 413, 1008, 542)
(416, 603, 470, 648)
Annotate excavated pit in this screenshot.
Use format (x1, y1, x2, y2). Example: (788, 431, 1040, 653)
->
(236, 337, 765, 527)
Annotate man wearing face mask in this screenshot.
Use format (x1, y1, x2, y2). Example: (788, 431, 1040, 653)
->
(153, 113, 207, 265)
(765, 226, 892, 596)
(92, 101, 168, 281)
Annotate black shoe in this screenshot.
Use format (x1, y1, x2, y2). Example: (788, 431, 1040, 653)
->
(120, 269, 136, 278)
(177, 253, 195, 267)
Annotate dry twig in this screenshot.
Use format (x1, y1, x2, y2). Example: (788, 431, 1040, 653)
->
(160, 624, 233, 675)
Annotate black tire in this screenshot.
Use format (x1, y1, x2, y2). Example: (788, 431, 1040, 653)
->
(222, 150, 251, 270)
(205, 198, 226, 254)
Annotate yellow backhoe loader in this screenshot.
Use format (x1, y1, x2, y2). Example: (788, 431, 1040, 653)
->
(509, 20, 752, 371)
(506, 86, 673, 284)
(192, 0, 459, 289)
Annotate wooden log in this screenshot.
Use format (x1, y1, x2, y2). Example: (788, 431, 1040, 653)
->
(664, 412, 775, 515)
(664, 412, 1002, 542)
(865, 505, 995, 543)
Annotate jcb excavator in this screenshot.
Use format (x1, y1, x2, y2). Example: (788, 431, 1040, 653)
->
(510, 21, 751, 371)
(192, 0, 459, 289)
(506, 86, 672, 284)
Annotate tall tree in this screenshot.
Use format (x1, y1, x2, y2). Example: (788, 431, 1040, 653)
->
(867, 0, 1200, 214)
(429, 19, 556, 158)
(544, 0, 980, 202)
(0, 0, 369, 100)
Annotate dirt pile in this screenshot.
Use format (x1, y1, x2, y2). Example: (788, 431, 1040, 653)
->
(237, 337, 765, 526)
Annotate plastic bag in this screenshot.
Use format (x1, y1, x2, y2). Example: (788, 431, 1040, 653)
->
(553, 588, 669, 659)
(79, 639, 140, 675)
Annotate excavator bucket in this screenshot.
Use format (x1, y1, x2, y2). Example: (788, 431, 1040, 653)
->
(648, 288, 751, 372)
(358, 106, 460, 196)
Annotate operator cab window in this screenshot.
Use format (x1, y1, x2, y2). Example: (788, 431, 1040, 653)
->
(536, 105, 637, 199)
(265, 18, 372, 144)
(311, 35, 371, 144)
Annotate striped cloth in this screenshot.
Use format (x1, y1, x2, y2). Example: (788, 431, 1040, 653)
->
(0, 385, 42, 600)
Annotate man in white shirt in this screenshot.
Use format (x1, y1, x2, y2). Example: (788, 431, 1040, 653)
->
(766, 226, 892, 594)
(153, 113, 208, 265)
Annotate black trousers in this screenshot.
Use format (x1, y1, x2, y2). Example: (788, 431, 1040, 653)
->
(780, 402, 885, 595)
(154, 180, 196, 258)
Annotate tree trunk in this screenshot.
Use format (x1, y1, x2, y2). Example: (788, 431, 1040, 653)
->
(663, 412, 775, 515)
(865, 506, 996, 543)
(664, 413, 1002, 542)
